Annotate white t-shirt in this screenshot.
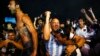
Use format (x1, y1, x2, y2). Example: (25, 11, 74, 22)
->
(75, 25, 94, 38)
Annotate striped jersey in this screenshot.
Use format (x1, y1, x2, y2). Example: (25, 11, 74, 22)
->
(45, 34, 64, 56)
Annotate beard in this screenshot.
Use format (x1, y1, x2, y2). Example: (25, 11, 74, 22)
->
(11, 10, 15, 14)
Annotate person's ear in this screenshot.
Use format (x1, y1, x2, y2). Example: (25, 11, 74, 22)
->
(16, 4, 20, 8)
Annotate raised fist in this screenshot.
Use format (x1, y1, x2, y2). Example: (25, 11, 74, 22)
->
(81, 9, 86, 14)
(45, 11, 51, 16)
(88, 8, 93, 13)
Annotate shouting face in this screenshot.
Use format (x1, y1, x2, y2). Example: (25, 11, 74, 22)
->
(51, 18, 60, 31)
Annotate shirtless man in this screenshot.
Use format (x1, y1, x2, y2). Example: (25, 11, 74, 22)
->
(8, 0, 38, 56)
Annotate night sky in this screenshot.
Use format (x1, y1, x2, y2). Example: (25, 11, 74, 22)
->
(0, 0, 100, 22)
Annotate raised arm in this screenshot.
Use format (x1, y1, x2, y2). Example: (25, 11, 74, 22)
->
(22, 15, 38, 56)
(88, 8, 97, 22)
(43, 11, 51, 41)
(81, 9, 94, 24)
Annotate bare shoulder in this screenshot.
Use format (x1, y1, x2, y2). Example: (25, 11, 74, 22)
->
(22, 14, 30, 20)
(22, 14, 32, 23)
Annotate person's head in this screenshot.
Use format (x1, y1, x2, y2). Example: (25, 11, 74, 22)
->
(7, 30, 16, 40)
(66, 19, 70, 25)
(38, 19, 43, 25)
(78, 18, 85, 28)
(60, 23, 64, 28)
(8, 0, 20, 14)
(50, 18, 60, 31)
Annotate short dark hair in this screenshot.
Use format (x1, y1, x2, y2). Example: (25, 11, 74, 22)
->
(10, 0, 19, 5)
(7, 29, 16, 34)
(78, 16, 85, 22)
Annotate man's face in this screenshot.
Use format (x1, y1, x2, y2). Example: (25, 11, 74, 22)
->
(78, 19, 84, 27)
(8, 32, 15, 40)
(38, 19, 43, 25)
(51, 18, 60, 31)
(8, 0, 16, 13)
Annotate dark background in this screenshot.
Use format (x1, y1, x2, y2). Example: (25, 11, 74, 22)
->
(0, 0, 100, 23)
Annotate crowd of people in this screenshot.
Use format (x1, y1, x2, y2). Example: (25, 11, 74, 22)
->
(0, 0, 100, 56)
